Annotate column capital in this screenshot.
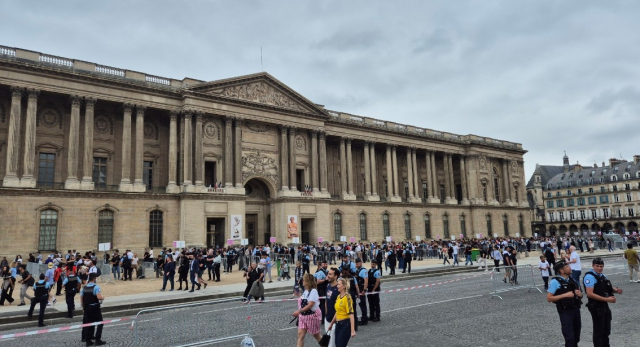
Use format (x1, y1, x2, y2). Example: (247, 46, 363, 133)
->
(280, 125, 289, 134)
(234, 118, 242, 126)
(70, 95, 82, 107)
(310, 129, 318, 136)
(345, 137, 352, 144)
(184, 112, 192, 120)
(364, 140, 371, 146)
(391, 144, 397, 150)
(27, 88, 40, 100)
(195, 111, 204, 122)
(169, 110, 178, 121)
(85, 97, 96, 108)
(136, 105, 147, 114)
(123, 103, 133, 112)
(319, 131, 326, 140)
(224, 116, 233, 126)
(10, 86, 23, 98)
(289, 127, 297, 136)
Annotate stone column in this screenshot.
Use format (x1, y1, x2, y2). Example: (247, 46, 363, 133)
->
(488, 157, 497, 204)
(448, 154, 456, 204)
(21, 88, 39, 187)
(392, 145, 399, 198)
(234, 118, 242, 189)
(3, 87, 23, 187)
(280, 126, 289, 191)
(507, 160, 515, 204)
(425, 151, 432, 200)
(460, 155, 470, 205)
(183, 113, 193, 186)
(289, 127, 297, 191)
(430, 152, 439, 202)
(411, 148, 421, 203)
(132, 106, 146, 191)
(166, 111, 178, 192)
(119, 103, 133, 190)
(319, 132, 328, 193)
(502, 160, 511, 205)
(340, 138, 348, 197)
(194, 112, 204, 187)
(65, 95, 82, 189)
(385, 145, 393, 200)
(346, 138, 354, 195)
(406, 147, 414, 199)
(224, 117, 233, 188)
(364, 141, 371, 196)
(370, 142, 378, 199)
(80, 97, 95, 189)
(311, 130, 319, 193)
(442, 154, 451, 202)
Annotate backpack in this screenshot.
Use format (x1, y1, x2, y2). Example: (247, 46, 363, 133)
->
(96, 266, 102, 277)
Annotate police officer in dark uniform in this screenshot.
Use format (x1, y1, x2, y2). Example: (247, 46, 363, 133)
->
(301, 250, 311, 275)
(314, 260, 329, 321)
(387, 248, 396, 275)
(81, 273, 106, 346)
(375, 247, 383, 271)
(27, 273, 50, 327)
(62, 265, 81, 318)
(355, 258, 368, 326)
(338, 254, 356, 275)
(583, 258, 623, 347)
(402, 246, 413, 273)
(367, 261, 381, 322)
(547, 261, 583, 347)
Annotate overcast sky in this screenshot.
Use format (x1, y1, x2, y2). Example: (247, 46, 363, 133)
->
(3, 1, 640, 178)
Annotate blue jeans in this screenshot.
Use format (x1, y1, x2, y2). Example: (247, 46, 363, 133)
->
(571, 270, 581, 285)
(334, 319, 352, 347)
(465, 255, 473, 265)
(453, 255, 459, 265)
(112, 265, 120, 279)
(162, 273, 174, 290)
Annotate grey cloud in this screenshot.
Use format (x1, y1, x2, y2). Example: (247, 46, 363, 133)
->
(313, 30, 384, 51)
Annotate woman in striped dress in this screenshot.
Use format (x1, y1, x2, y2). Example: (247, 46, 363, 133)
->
(292, 273, 322, 347)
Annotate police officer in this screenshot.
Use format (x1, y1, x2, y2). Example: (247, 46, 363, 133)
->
(338, 255, 356, 275)
(367, 261, 381, 322)
(62, 264, 81, 318)
(27, 273, 49, 327)
(354, 258, 368, 326)
(301, 250, 311, 275)
(547, 261, 583, 347)
(81, 273, 106, 346)
(387, 248, 397, 275)
(583, 258, 623, 347)
(314, 260, 329, 321)
(402, 246, 413, 273)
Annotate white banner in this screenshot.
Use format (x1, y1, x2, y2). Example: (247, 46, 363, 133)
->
(231, 215, 243, 239)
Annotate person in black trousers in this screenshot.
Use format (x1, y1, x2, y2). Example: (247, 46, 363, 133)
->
(27, 273, 50, 327)
(177, 255, 189, 291)
(160, 254, 175, 291)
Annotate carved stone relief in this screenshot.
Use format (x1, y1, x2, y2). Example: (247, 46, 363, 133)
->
(94, 115, 113, 135)
(479, 156, 487, 170)
(245, 122, 271, 133)
(144, 122, 158, 140)
(511, 160, 518, 174)
(295, 134, 307, 151)
(220, 82, 306, 111)
(242, 151, 279, 188)
(37, 108, 62, 129)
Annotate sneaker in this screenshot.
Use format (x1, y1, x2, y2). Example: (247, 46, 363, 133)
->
(160, 289, 165, 292)
(18, 303, 25, 306)
(268, 281, 272, 283)
(52, 298, 57, 305)
(95, 339, 107, 346)
(47, 302, 52, 306)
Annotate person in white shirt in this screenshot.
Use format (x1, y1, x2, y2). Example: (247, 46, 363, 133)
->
(567, 246, 581, 284)
(491, 246, 502, 272)
(452, 243, 459, 266)
(538, 255, 550, 290)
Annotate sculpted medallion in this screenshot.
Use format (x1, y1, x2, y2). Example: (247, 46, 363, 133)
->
(203, 122, 219, 140)
(40, 109, 58, 128)
(144, 123, 156, 140)
(479, 156, 487, 170)
(94, 116, 111, 134)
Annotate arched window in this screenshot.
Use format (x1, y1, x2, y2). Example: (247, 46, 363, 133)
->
(443, 214, 450, 239)
(333, 213, 342, 241)
(486, 214, 492, 235)
(404, 214, 411, 239)
(98, 210, 114, 245)
(460, 214, 466, 237)
(518, 214, 524, 236)
(424, 214, 431, 239)
(503, 214, 509, 236)
(382, 213, 390, 238)
(39, 209, 58, 251)
(149, 210, 163, 248)
(611, 175, 618, 182)
(359, 213, 367, 240)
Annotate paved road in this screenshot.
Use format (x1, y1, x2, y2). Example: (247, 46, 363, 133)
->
(1, 258, 637, 347)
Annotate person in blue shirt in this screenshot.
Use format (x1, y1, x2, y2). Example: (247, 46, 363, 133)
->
(338, 255, 356, 276)
(81, 273, 106, 345)
(402, 247, 413, 274)
(547, 261, 583, 347)
(367, 261, 382, 322)
(583, 258, 623, 347)
(27, 273, 50, 327)
(62, 264, 80, 318)
(354, 258, 369, 326)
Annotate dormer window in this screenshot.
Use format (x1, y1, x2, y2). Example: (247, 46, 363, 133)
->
(569, 173, 573, 179)
(578, 173, 583, 178)
(626, 164, 632, 172)
(602, 169, 607, 175)
(613, 166, 619, 172)
(590, 170, 595, 177)
(623, 173, 630, 180)
(577, 179, 582, 186)
(611, 175, 618, 182)
(561, 174, 566, 180)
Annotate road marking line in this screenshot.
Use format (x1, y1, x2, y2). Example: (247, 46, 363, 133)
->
(383, 294, 483, 313)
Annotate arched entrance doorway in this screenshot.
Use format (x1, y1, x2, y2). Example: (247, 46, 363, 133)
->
(549, 226, 557, 236)
(603, 223, 613, 233)
(628, 221, 638, 232)
(591, 223, 600, 233)
(569, 224, 578, 236)
(559, 225, 568, 236)
(614, 222, 625, 233)
(580, 224, 589, 235)
(244, 177, 275, 246)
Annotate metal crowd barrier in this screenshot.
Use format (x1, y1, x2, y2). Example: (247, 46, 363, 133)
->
(100, 264, 115, 285)
(141, 262, 157, 282)
(131, 297, 249, 347)
(490, 264, 542, 300)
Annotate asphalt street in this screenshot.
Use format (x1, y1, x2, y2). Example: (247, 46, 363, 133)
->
(0, 258, 637, 347)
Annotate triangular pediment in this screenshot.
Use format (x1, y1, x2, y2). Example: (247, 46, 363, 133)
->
(186, 72, 328, 117)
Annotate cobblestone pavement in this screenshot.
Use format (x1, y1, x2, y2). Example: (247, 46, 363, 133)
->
(1, 258, 637, 347)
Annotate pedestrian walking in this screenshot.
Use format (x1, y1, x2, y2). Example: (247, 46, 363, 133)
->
(81, 273, 106, 346)
(62, 265, 80, 318)
(567, 246, 581, 284)
(160, 254, 175, 291)
(539, 255, 550, 290)
(623, 243, 640, 282)
(327, 277, 356, 347)
(547, 261, 583, 347)
(583, 257, 623, 347)
(17, 265, 34, 306)
(292, 273, 323, 347)
(324, 268, 340, 347)
(0, 266, 14, 305)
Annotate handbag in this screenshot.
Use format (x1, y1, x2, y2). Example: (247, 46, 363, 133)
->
(319, 334, 331, 347)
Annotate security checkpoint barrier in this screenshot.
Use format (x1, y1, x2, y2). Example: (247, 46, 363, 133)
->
(99, 264, 115, 284)
(131, 296, 250, 347)
(490, 264, 542, 300)
(141, 262, 157, 281)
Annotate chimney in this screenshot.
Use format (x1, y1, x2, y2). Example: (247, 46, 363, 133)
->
(634, 155, 640, 165)
(593, 163, 598, 168)
(609, 158, 621, 167)
(563, 152, 570, 172)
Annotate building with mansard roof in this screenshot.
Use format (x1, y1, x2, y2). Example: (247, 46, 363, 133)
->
(527, 153, 640, 236)
(0, 46, 530, 256)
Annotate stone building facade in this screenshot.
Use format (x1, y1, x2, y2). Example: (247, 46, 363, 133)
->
(0, 46, 530, 256)
(527, 153, 640, 236)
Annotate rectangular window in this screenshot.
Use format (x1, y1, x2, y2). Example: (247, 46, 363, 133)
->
(567, 190, 572, 196)
(204, 161, 217, 187)
(39, 210, 58, 251)
(404, 215, 411, 239)
(547, 193, 552, 198)
(600, 195, 609, 204)
(296, 169, 304, 192)
(591, 209, 597, 219)
(580, 210, 586, 220)
(626, 193, 632, 202)
(588, 197, 597, 205)
(460, 216, 466, 237)
(567, 199, 574, 207)
(149, 210, 163, 248)
(614, 194, 619, 203)
(548, 213, 555, 222)
(628, 208, 635, 217)
(424, 215, 431, 238)
(359, 214, 367, 240)
(547, 201, 554, 208)
(443, 217, 450, 238)
(494, 178, 500, 202)
(556, 200, 564, 208)
(440, 184, 446, 203)
(383, 214, 390, 237)
(92, 157, 107, 188)
(422, 182, 428, 201)
(404, 180, 409, 199)
(333, 213, 342, 240)
(483, 183, 488, 202)
(616, 208, 622, 217)
(613, 185, 618, 192)
(577, 198, 585, 206)
(98, 210, 114, 245)
(625, 184, 630, 190)
(559, 211, 565, 221)
(600, 186, 606, 193)
(38, 153, 56, 187)
(602, 209, 610, 218)
(589, 188, 594, 194)
(143, 161, 153, 190)
(577, 189, 583, 194)
(569, 211, 575, 220)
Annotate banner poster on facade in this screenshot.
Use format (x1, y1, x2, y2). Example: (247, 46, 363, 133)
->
(287, 215, 298, 239)
(231, 215, 243, 239)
